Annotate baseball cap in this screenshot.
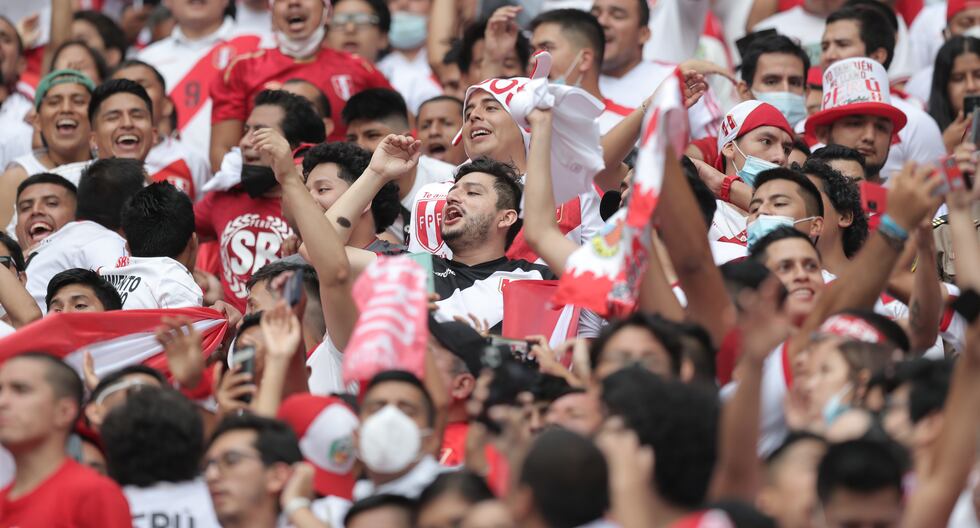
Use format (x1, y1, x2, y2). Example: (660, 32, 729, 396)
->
(428, 315, 485, 375)
(804, 58, 907, 141)
(277, 394, 359, 499)
(947, 0, 980, 20)
(34, 69, 96, 110)
(451, 51, 553, 149)
(716, 100, 794, 155)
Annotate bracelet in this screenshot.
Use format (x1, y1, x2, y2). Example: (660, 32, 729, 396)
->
(719, 175, 738, 203)
(877, 213, 909, 250)
(283, 497, 312, 518)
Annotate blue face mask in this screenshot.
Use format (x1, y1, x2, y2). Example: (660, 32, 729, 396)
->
(553, 50, 585, 86)
(389, 12, 428, 50)
(732, 142, 779, 188)
(746, 214, 818, 248)
(822, 383, 853, 425)
(755, 91, 807, 127)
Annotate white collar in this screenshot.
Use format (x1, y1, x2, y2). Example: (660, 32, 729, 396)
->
(352, 455, 444, 501)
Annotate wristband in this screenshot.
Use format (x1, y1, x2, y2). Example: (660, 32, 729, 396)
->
(719, 175, 739, 203)
(283, 497, 312, 518)
(877, 213, 908, 250)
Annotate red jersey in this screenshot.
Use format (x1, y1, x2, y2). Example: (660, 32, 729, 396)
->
(194, 189, 295, 311)
(440, 421, 469, 467)
(211, 46, 391, 142)
(0, 459, 131, 527)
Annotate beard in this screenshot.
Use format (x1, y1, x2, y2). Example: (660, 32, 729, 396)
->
(442, 212, 493, 251)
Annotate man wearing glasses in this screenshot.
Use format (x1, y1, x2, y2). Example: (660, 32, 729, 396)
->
(209, 0, 392, 167)
(204, 413, 317, 527)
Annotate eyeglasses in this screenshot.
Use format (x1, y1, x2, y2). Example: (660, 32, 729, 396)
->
(0, 256, 19, 272)
(330, 13, 380, 28)
(202, 450, 263, 474)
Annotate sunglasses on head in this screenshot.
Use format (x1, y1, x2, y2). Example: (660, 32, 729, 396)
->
(0, 256, 19, 272)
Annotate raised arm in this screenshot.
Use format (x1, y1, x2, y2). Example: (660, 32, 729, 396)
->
(905, 225, 943, 354)
(324, 134, 421, 244)
(427, 0, 458, 78)
(792, 162, 944, 358)
(522, 108, 579, 276)
(947, 142, 980, 291)
(638, 233, 685, 321)
(655, 148, 735, 347)
(902, 317, 980, 528)
(480, 6, 521, 80)
(0, 265, 41, 328)
(254, 128, 363, 350)
(42, 0, 73, 74)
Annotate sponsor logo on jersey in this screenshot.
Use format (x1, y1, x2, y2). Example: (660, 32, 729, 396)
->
(219, 214, 294, 299)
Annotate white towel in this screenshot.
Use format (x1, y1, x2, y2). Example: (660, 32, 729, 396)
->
(201, 147, 243, 193)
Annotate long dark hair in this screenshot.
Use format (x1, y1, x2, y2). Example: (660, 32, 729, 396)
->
(928, 35, 980, 130)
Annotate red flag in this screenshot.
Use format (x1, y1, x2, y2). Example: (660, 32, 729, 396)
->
(342, 256, 429, 387)
(0, 307, 229, 380)
(554, 70, 690, 317)
(502, 280, 581, 348)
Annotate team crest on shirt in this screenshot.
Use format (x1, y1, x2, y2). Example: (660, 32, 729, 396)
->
(219, 214, 294, 299)
(413, 198, 447, 254)
(213, 45, 238, 70)
(331, 75, 354, 101)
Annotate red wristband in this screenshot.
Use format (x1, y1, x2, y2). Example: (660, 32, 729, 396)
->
(719, 175, 739, 203)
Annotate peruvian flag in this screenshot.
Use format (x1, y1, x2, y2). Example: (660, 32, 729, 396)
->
(0, 307, 229, 380)
(502, 280, 581, 349)
(554, 69, 690, 317)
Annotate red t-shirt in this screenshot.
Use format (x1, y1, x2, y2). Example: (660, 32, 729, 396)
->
(0, 459, 131, 527)
(440, 421, 469, 467)
(194, 188, 295, 311)
(210, 46, 392, 142)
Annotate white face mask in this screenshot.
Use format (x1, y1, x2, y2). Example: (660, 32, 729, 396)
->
(275, 25, 326, 58)
(357, 404, 426, 474)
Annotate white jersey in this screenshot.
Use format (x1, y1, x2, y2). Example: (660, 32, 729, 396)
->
(0, 89, 35, 170)
(908, 3, 947, 78)
(599, 98, 632, 135)
(600, 61, 721, 139)
(720, 341, 791, 457)
(880, 97, 946, 181)
(145, 136, 212, 202)
(233, 4, 273, 37)
(753, 6, 827, 67)
(137, 18, 271, 160)
(100, 256, 203, 310)
(391, 156, 455, 245)
(642, 0, 710, 64)
(377, 50, 443, 115)
(306, 339, 346, 396)
(125, 479, 220, 528)
(25, 220, 128, 311)
(709, 200, 748, 246)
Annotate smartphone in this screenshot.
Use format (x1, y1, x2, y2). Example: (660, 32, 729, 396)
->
(951, 289, 980, 324)
(478, 343, 541, 434)
(936, 155, 968, 196)
(489, 336, 539, 369)
(283, 270, 304, 306)
(408, 253, 435, 294)
(859, 181, 888, 215)
(229, 344, 256, 403)
(965, 95, 980, 118)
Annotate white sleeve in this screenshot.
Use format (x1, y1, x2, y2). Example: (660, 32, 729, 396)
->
(81, 237, 128, 272)
(159, 274, 205, 308)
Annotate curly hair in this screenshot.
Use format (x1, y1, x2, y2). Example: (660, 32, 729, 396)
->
(101, 386, 204, 486)
(802, 159, 868, 258)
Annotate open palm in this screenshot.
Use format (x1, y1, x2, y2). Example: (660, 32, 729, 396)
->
(369, 134, 422, 181)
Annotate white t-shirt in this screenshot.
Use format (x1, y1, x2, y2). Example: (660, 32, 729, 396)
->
(24, 220, 128, 311)
(145, 136, 213, 202)
(753, 7, 827, 67)
(389, 155, 456, 244)
(720, 341, 791, 457)
(233, 4, 273, 37)
(880, 97, 946, 181)
(0, 90, 35, 170)
(908, 3, 947, 77)
(600, 61, 722, 139)
(306, 339, 346, 396)
(100, 256, 203, 310)
(137, 18, 271, 160)
(124, 479, 220, 528)
(904, 65, 934, 106)
(377, 50, 443, 115)
(642, 0, 710, 64)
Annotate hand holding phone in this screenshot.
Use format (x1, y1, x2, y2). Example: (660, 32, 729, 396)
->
(228, 344, 257, 403)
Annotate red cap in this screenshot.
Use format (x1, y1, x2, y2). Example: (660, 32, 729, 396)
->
(948, 0, 980, 20)
(277, 394, 359, 499)
(806, 66, 823, 88)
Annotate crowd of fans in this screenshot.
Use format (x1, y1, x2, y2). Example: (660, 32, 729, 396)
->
(0, 0, 979, 526)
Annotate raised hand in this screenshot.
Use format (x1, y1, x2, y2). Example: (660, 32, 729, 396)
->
(280, 462, 316, 509)
(681, 70, 708, 109)
(943, 112, 972, 154)
(949, 142, 980, 212)
(886, 161, 945, 231)
(155, 316, 206, 388)
(368, 134, 422, 182)
(260, 301, 302, 363)
(252, 128, 297, 183)
(484, 6, 522, 66)
(736, 276, 791, 363)
(213, 362, 255, 417)
(82, 350, 100, 392)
